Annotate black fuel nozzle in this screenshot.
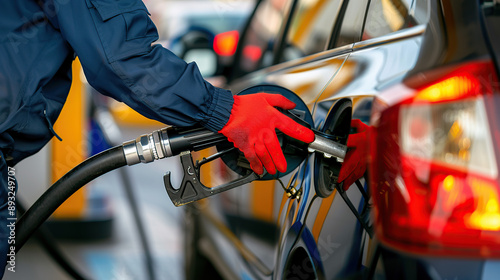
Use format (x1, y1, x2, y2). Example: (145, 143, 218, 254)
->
(121, 126, 229, 166)
(120, 110, 347, 206)
(158, 127, 347, 206)
(120, 108, 314, 166)
(165, 126, 228, 155)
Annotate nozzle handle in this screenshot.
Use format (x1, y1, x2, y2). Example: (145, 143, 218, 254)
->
(164, 151, 259, 206)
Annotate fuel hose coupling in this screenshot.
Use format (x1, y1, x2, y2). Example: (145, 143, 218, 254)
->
(122, 128, 173, 166)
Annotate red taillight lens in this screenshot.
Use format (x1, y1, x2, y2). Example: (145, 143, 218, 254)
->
(213, 30, 239, 56)
(370, 61, 500, 258)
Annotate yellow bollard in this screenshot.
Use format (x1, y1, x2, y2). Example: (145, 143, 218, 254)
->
(51, 58, 87, 219)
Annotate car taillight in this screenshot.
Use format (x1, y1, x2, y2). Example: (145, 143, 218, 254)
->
(370, 60, 500, 258)
(213, 30, 239, 56)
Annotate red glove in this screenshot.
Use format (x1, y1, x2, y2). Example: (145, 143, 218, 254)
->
(219, 93, 315, 175)
(337, 119, 370, 190)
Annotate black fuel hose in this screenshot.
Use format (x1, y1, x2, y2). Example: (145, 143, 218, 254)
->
(15, 145, 126, 252)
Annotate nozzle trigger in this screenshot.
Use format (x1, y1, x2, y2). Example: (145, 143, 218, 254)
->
(164, 151, 260, 206)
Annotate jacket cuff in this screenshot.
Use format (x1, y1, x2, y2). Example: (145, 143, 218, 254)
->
(200, 87, 234, 132)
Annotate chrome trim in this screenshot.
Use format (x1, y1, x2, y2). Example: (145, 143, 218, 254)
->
(123, 140, 140, 166)
(353, 25, 426, 51)
(122, 127, 173, 165)
(249, 43, 353, 77)
(159, 128, 173, 157)
(136, 134, 154, 163)
(149, 134, 158, 160)
(152, 130, 164, 159)
(297, 43, 353, 63)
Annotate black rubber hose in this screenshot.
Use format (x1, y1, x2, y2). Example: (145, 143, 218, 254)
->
(15, 145, 126, 252)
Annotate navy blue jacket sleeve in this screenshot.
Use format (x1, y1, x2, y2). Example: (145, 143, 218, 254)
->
(41, 0, 233, 132)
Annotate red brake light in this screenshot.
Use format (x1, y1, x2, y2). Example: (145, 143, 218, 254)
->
(213, 30, 239, 56)
(370, 60, 500, 258)
(242, 45, 263, 63)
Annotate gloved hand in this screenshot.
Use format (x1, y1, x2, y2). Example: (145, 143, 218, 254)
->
(219, 93, 315, 175)
(337, 119, 370, 190)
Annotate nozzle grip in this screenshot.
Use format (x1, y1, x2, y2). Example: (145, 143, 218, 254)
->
(164, 151, 259, 206)
(167, 126, 228, 156)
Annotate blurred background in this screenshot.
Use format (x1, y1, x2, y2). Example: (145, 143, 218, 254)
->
(6, 1, 253, 279)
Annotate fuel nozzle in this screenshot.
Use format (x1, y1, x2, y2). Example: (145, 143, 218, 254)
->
(308, 131, 347, 161)
(121, 124, 347, 206)
(122, 125, 347, 167)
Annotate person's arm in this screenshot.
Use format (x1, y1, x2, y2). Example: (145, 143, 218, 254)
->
(44, 0, 232, 131)
(42, 0, 314, 175)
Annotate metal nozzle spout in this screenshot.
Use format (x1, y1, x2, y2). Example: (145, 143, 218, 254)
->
(308, 134, 347, 160)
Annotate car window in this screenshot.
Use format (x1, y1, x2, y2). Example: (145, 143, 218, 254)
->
(236, 0, 294, 74)
(279, 0, 343, 62)
(332, 0, 370, 48)
(362, 0, 416, 39)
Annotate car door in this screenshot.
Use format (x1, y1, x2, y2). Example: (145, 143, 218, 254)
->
(225, 0, 360, 278)
(194, 0, 430, 279)
(238, 0, 431, 279)
(265, 0, 373, 279)
(304, 0, 431, 278)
